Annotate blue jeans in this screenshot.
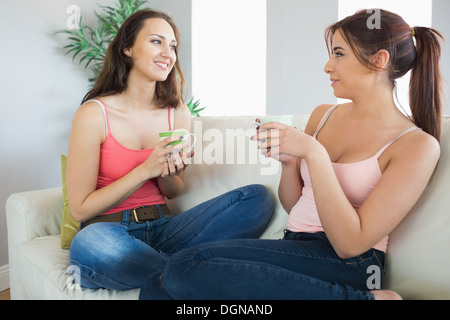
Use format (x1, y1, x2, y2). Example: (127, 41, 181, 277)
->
(141, 231, 385, 300)
(69, 184, 274, 290)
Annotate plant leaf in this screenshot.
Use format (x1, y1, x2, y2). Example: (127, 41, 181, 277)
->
(56, 0, 151, 83)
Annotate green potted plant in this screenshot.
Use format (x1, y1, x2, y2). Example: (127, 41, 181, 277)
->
(57, 0, 147, 83)
(186, 97, 206, 117)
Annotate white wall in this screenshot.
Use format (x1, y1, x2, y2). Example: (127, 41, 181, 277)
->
(266, 0, 450, 115)
(0, 0, 90, 267)
(0, 0, 192, 268)
(434, 0, 450, 115)
(266, 0, 338, 115)
(191, 0, 267, 117)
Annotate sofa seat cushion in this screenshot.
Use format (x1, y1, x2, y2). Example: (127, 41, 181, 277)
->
(165, 115, 310, 240)
(17, 235, 139, 300)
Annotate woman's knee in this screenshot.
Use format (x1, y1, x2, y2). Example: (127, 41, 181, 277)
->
(240, 184, 276, 225)
(70, 223, 126, 264)
(239, 184, 275, 213)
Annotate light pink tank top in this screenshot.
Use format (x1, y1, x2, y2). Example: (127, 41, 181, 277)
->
(286, 105, 418, 252)
(87, 99, 175, 216)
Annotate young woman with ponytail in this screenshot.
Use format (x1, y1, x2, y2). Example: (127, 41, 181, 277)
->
(139, 9, 445, 300)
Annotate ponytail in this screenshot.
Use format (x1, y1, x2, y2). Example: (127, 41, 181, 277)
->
(410, 27, 444, 142)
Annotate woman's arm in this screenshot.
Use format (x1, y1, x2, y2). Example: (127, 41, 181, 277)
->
(66, 102, 175, 222)
(259, 106, 440, 258)
(262, 105, 333, 214)
(278, 158, 302, 214)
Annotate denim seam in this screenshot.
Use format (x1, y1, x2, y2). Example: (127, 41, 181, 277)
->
(185, 257, 371, 300)
(191, 241, 341, 265)
(184, 204, 234, 248)
(69, 260, 136, 290)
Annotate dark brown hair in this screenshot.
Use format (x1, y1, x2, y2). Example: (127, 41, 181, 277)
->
(325, 9, 444, 142)
(82, 9, 186, 109)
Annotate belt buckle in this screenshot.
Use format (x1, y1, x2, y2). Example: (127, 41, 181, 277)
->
(132, 206, 145, 223)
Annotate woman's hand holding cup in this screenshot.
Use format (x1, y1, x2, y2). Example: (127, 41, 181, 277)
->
(142, 135, 180, 179)
(253, 120, 315, 163)
(163, 143, 194, 177)
(249, 116, 297, 162)
(159, 129, 196, 177)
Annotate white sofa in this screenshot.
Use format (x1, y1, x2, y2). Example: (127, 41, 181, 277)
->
(6, 115, 450, 300)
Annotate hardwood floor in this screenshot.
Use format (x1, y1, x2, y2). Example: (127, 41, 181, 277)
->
(0, 289, 11, 300)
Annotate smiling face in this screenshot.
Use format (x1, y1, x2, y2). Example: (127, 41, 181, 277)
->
(124, 18, 178, 83)
(324, 30, 376, 100)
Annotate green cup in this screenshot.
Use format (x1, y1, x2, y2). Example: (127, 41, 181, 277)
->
(159, 129, 196, 152)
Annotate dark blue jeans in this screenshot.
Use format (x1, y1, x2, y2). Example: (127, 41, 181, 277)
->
(140, 231, 385, 300)
(69, 184, 274, 290)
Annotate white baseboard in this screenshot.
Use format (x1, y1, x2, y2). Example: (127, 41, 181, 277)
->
(0, 265, 9, 292)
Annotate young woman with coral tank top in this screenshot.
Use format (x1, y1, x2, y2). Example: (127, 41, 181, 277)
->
(66, 10, 274, 293)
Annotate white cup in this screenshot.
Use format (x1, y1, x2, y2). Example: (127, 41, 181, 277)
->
(249, 115, 293, 141)
(248, 115, 293, 130)
(249, 115, 293, 155)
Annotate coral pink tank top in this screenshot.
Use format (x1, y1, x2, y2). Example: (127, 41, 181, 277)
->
(286, 105, 418, 252)
(88, 99, 174, 216)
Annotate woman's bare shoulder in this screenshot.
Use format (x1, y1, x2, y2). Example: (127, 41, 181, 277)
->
(304, 104, 336, 136)
(71, 99, 107, 140)
(174, 102, 192, 129)
(392, 128, 441, 165)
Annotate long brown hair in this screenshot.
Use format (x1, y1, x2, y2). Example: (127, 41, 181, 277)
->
(82, 9, 186, 109)
(325, 9, 444, 142)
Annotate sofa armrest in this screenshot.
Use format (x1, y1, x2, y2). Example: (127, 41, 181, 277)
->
(6, 187, 63, 299)
(6, 187, 63, 246)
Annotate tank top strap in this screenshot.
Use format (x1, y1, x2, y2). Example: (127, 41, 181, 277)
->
(375, 126, 420, 159)
(314, 104, 340, 138)
(168, 107, 175, 131)
(85, 99, 110, 137)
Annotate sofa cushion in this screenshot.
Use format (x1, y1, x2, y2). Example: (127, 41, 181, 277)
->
(60, 155, 80, 249)
(16, 235, 139, 300)
(385, 118, 450, 299)
(166, 115, 310, 240)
